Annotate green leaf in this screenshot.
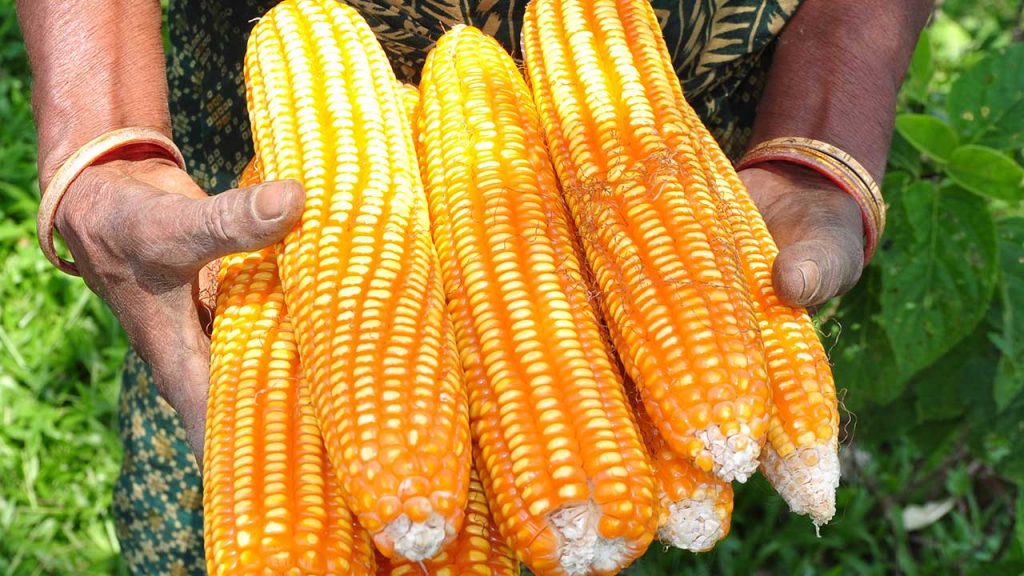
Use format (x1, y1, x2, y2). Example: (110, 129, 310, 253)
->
(904, 30, 933, 104)
(829, 267, 906, 407)
(895, 114, 959, 163)
(910, 29, 932, 83)
(888, 132, 924, 177)
(994, 217, 1024, 410)
(878, 183, 999, 381)
(912, 323, 993, 422)
(947, 145, 1024, 201)
(947, 44, 1024, 150)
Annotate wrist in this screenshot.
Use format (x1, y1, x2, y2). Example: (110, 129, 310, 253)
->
(738, 137, 884, 262)
(738, 162, 837, 204)
(38, 115, 172, 191)
(21, 1, 171, 188)
(38, 128, 184, 276)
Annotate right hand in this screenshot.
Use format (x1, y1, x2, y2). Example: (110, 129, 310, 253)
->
(55, 154, 304, 469)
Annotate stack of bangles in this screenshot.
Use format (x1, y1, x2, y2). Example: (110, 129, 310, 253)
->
(36, 130, 884, 275)
(737, 136, 886, 263)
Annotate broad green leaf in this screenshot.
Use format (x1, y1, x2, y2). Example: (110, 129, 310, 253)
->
(888, 132, 924, 177)
(830, 267, 906, 407)
(912, 323, 992, 422)
(904, 30, 933, 104)
(831, 169, 958, 403)
(947, 44, 1024, 150)
(994, 217, 1024, 410)
(947, 145, 1024, 201)
(909, 29, 932, 85)
(878, 183, 999, 380)
(895, 114, 959, 163)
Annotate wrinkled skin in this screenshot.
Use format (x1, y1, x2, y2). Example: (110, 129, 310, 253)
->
(55, 156, 304, 466)
(55, 155, 859, 464)
(740, 162, 865, 309)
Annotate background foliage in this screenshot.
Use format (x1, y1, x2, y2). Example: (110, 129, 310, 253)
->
(0, 0, 1021, 574)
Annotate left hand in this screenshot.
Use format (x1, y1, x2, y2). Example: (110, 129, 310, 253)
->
(739, 162, 866, 309)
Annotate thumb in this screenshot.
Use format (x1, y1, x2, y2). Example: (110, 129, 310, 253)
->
(772, 229, 864, 309)
(156, 180, 305, 270)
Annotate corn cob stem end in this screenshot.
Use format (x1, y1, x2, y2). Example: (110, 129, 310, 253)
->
(698, 426, 760, 483)
(381, 513, 448, 562)
(760, 442, 840, 529)
(548, 501, 629, 575)
(656, 491, 728, 553)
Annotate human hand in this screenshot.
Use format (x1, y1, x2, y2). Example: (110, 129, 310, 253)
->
(55, 155, 304, 467)
(738, 162, 866, 309)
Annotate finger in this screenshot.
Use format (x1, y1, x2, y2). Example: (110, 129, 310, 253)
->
(148, 309, 214, 470)
(772, 230, 864, 308)
(145, 180, 305, 271)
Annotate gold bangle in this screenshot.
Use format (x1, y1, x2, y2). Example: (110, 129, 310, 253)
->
(36, 127, 186, 277)
(736, 137, 886, 263)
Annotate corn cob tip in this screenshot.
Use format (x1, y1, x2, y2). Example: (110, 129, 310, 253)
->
(697, 426, 760, 483)
(656, 487, 730, 553)
(380, 514, 449, 562)
(760, 442, 840, 528)
(548, 501, 630, 576)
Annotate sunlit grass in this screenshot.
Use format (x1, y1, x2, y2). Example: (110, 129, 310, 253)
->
(0, 2, 127, 573)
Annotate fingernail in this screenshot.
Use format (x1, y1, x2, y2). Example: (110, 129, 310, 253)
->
(252, 183, 288, 221)
(798, 260, 820, 301)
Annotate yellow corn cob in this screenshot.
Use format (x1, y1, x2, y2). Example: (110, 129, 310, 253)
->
(623, 5, 840, 525)
(399, 83, 420, 126)
(417, 26, 658, 575)
(377, 463, 520, 576)
(698, 131, 839, 527)
(628, 385, 732, 552)
(244, 0, 470, 560)
(204, 160, 376, 575)
(522, 0, 770, 482)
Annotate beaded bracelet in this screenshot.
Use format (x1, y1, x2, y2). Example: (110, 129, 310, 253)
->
(736, 137, 886, 263)
(36, 127, 186, 276)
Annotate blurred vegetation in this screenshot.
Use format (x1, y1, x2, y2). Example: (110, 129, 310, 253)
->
(0, 2, 127, 575)
(0, 0, 1021, 574)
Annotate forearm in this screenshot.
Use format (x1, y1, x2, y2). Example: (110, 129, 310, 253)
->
(748, 0, 933, 180)
(17, 0, 169, 189)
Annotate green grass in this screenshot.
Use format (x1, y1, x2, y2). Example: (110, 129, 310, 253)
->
(0, 2, 127, 573)
(0, 0, 1021, 574)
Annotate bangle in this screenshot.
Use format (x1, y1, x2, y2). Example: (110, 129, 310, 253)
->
(736, 137, 886, 263)
(36, 127, 186, 277)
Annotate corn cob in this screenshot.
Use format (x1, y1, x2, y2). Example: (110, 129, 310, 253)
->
(628, 385, 732, 552)
(399, 83, 420, 127)
(694, 129, 840, 527)
(417, 25, 658, 575)
(244, 0, 470, 559)
(204, 160, 376, 575)
(377, 463, 520, 576)
(619, 5, 840, 524)
(522, 0, 770, 482)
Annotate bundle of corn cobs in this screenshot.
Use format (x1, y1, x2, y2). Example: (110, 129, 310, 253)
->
(204, 0, 841, 574)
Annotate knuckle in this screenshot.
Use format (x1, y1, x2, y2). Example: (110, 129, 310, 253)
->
(204, 198, 235, 244)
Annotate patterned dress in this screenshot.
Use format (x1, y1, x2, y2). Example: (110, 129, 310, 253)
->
(115, 1, 802, 573)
